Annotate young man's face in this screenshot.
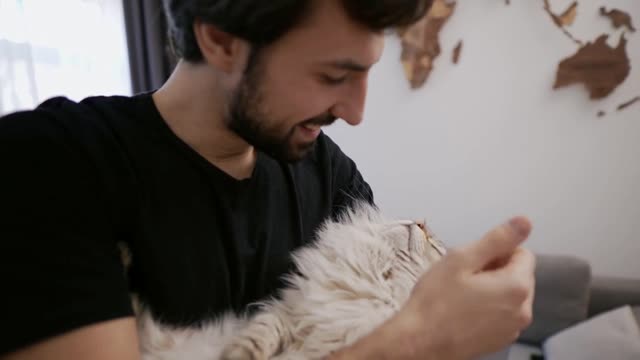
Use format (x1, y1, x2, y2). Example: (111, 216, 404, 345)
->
(227, 0, 385, 162)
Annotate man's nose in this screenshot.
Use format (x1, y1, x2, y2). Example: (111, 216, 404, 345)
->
(330, 77, 368, 126)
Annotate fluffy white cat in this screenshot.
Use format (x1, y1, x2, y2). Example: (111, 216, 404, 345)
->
(135, 203, 446, 359)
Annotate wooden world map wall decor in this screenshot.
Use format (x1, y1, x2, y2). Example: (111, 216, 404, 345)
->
(554, 34, 630, 100)
(600, 7, 636, 32)
(398, 0, 639, 115)
(543, 0, 582, 44)
(398, 0, 456, 89)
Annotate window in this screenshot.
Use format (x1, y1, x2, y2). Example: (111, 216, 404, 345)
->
(0, 0, 131, 115)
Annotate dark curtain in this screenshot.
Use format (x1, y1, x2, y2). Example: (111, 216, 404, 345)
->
(123, 0, 176, 94)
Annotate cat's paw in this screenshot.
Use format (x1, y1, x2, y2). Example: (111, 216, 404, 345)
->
(219, 342, 267, 360)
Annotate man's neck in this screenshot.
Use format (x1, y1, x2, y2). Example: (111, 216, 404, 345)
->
(152, 61, 257, 180)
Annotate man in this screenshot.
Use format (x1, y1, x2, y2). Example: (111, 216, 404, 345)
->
(0, 0, 535, 359)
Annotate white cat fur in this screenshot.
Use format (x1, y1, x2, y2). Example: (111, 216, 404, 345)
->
(136, 203, 444, 360)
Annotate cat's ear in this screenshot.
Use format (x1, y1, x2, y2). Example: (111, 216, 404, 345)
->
(380, 220, 414, 232)
(379, 223, 412, 251)
(378, 222, 405, 237)
(379, 221, 415, 238)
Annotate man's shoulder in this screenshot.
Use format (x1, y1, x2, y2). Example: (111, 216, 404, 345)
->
(1, 95, 139, 137)
(0, 94, 147, 155)
(0, 95, 141, 198)
(314, 132, 374, 208)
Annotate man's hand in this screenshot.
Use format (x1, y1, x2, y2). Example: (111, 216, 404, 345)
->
(331, 216, 536, 360)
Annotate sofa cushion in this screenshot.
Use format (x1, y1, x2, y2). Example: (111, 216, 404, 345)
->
(542, 305, 640, 360)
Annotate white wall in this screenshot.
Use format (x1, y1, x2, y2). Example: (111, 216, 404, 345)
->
(326, 0, 640, 278)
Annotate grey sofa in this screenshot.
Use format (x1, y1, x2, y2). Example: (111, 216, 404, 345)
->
(482, 254, 640, 360)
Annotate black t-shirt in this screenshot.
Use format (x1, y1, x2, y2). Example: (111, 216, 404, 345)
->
(0, 94, 373, 354)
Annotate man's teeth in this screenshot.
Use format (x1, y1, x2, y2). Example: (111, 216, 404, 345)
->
(304, 124, 322, 131)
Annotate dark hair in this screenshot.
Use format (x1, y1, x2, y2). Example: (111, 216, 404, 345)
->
(163, 0, 433, 62)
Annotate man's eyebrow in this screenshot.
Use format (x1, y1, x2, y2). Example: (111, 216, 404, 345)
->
(321, 59, 371, 72)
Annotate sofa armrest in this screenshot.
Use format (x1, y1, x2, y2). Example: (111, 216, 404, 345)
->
(588, 276, 640, 317)
(518, 254, 592, 345)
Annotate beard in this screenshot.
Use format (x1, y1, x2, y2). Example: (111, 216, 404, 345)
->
(227, 54, 336, 163)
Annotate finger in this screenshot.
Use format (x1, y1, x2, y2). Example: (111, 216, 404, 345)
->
(483, 255, 510, 271)
(517, 275, 536, 330)
(493, 248, 536, 279)
(479, 248, 536, 305)
(458, 217, 532, 273)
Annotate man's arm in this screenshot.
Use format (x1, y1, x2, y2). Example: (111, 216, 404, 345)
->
(3, 318, 140, 360)
(0, 110, 135, 356)
(329, 217, 536, 360)
(322, 135, 535, 359)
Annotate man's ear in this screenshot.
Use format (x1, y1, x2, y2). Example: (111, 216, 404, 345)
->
(193, 20, 248, 73)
